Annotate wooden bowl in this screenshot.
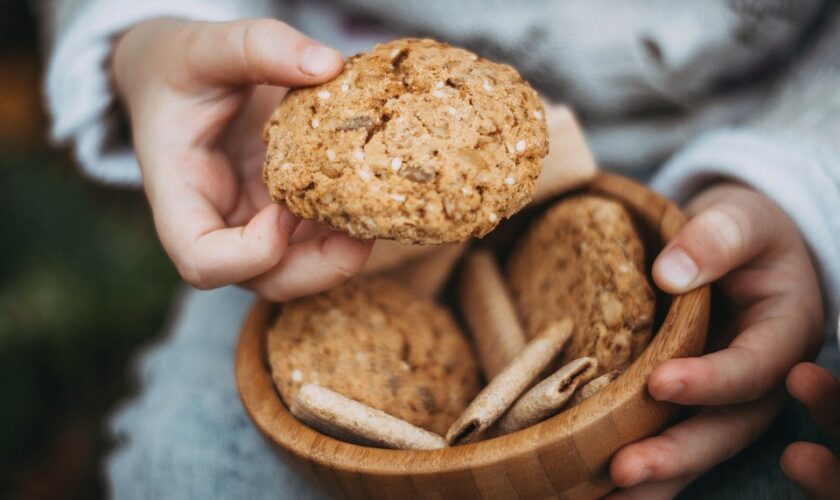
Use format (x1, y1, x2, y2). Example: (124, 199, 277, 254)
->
(235, 172, 710, 499)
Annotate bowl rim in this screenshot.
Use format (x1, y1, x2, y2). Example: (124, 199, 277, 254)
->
(235, 172, 710, 477)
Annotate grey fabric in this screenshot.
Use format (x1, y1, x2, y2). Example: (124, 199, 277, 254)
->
(105, 286, 326, 500)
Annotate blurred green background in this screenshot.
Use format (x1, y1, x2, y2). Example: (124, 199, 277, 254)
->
(0, 3, 180, 498)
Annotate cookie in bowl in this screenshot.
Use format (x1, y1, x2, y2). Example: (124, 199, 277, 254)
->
(263, 38, 548, 244)
(507, 194, 655, 373)
(267, 276, 480, 436)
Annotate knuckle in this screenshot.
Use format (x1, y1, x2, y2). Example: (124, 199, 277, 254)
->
(693, 207, 747, 263)
(323, 239, 369, 281)
(241, 19, 290, 76)
(250, 237, 282, 271)
(727, 342, 771, 397)
(628, 434, 684, 479)
(329, 258, 363, 282)
(176, 259, 211, 290)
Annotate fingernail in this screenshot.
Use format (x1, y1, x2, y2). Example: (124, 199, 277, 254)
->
(653, 380, 684, 401)
(624, 468, 652, 487)
(300, 44, 339, 76)
(656, 248, 698, 290)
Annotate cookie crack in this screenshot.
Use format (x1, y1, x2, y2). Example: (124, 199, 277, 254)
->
(362, 112, 390, 145)
(390, 48, 410, 72)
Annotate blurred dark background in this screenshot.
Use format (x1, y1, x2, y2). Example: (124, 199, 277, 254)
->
(0, 2, 179, 498)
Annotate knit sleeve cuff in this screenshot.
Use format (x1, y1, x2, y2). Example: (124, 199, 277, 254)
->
(44, 0, 275, 186)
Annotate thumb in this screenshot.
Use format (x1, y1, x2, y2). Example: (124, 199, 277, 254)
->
(184, 19, 344, 87)
(653, 188, 775, 293)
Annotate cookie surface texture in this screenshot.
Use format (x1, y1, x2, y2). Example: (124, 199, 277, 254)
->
(267, 276, 480, 435)
(263, 38, 548, 244)
(507, 195, 655, 373)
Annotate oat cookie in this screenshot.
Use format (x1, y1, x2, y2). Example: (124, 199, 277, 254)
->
(267, 276, 480, 435)
(507, 195, 655, 373)
(263, 38, 548, 244)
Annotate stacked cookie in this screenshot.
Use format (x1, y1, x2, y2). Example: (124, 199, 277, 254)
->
(262, 39, 655, 449)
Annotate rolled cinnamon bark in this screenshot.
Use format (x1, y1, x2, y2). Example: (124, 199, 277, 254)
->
(570, 370, 620, 405)
(459, 250, 527, 379)
(291, 384, 447, 450)
(445, 318, 574, 445)
(497, 357, 598, 434)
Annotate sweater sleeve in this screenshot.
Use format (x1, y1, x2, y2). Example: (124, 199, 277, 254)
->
(40, 0, 278, 186)
(652, 9, 840, 337)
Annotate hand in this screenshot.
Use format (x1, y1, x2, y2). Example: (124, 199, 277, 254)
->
(782, 361, 840, 500)
(112, 19, 372, 300)
(607, 183, 824, 498)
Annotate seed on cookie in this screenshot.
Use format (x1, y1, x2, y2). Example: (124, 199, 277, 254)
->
(357, 168, 372, 181)
(390, 157, 403, 172)
(390, 193, 407, 203)
(318, 90, 331, 100)
(516, 140, 527, 152)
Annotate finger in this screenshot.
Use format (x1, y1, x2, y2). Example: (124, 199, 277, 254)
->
(604, 475, 699, 500)
(147, 152, 301, 288)
(610, 390, 784, 488)
(289, 220, 336, 244)
(162, 202, 299, 289)
(781, 442, 840, 500)
(184, 19, 344, 87)
(653, 189, 776, 293)
(244, 231, 372, 301)
(649, 303, 810, 405)
(787, 362, 840, 439)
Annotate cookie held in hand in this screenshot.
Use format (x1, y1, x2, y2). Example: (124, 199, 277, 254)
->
(263, 38, 548, 244)
(267, 276, 480, 436)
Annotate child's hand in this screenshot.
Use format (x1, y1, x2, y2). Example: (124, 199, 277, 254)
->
(782, 360, 840, 500)
(607, 184, 824, 498)
(112, 19, 372, 300)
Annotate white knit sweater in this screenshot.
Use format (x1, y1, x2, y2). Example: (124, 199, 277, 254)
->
(39, 0, 840, 332)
